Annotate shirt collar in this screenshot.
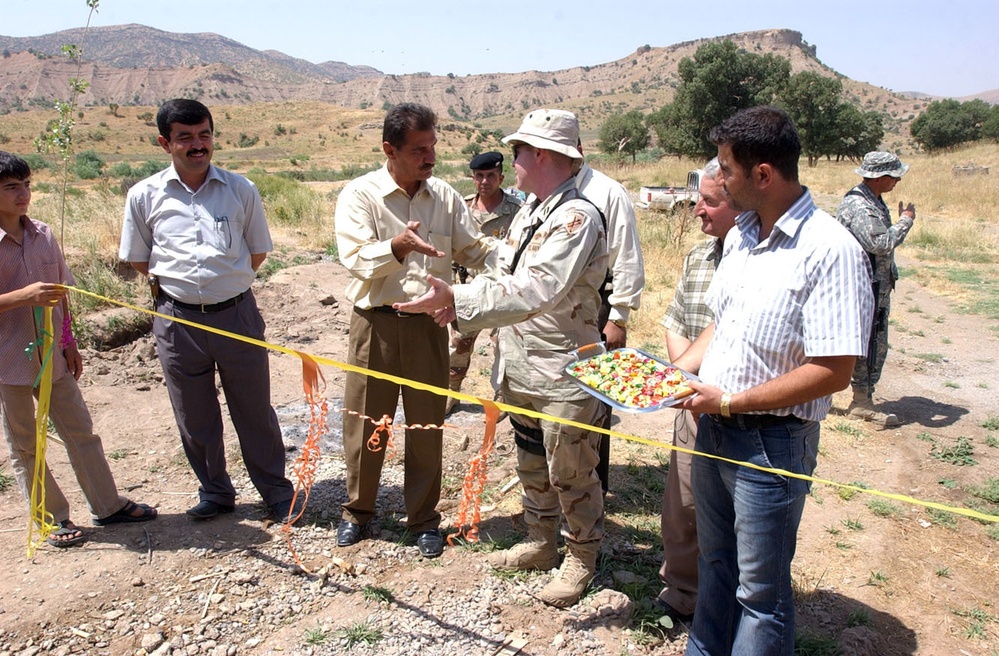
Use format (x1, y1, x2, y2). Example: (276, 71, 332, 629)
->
(534, 177, 579, 216)
(164, 163, 225, 191)
(0, 215, 37, 243)
(707, 236, 724, 262)
(373, 163, 435, 200)
(734, 187, 817, 245)
(854, 182, 887, 208)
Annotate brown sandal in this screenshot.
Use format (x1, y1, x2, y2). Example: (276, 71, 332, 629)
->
(46, 520, 86, 548)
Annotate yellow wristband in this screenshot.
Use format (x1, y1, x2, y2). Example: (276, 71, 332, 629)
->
(720, 393, 733, 418)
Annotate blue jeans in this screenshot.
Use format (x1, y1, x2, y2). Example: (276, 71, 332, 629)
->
(685, 415, 819, 656)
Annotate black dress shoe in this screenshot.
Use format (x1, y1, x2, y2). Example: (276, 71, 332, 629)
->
(416, 529, 444, 558)
(336, 520, 364, 547)
(186, 500, 235, 520)
(271, 493, 306, 525)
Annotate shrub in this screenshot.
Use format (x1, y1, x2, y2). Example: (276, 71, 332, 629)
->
(110, 161, 133, 177)
(22, 153, 50, 171)
(74, 149, 105, 180)
(237, 133, 259, 148)
(247, 172, 324, 227)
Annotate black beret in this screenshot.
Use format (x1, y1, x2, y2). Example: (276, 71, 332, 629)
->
(469, 151, 503, 170)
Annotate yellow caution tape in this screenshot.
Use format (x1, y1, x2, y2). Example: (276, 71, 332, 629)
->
(27, 307, 58, 557)
(61, 285, 999, 525)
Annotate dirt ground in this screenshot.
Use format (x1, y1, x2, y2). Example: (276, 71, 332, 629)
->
(0, 253, 997, 656)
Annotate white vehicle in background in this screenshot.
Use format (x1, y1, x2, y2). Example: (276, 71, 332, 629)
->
(637, 169, 702, 212)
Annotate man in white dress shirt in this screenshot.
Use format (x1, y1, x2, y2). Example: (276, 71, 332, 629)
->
(672, 106, 873, 656)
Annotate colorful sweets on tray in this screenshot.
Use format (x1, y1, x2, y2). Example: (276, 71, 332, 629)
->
(565, 349, 694, 410)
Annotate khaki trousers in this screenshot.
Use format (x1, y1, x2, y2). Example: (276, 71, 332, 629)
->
(658, 408, 699, 615)
(503, 385, 605, 546)
(1, 374, 124, 524)
(341, 308, 447, 532)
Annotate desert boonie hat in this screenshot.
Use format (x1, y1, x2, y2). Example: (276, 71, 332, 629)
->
(502, 109, 582, 160)
(855, 151, 909, 178)
(469, 151, 503, 170)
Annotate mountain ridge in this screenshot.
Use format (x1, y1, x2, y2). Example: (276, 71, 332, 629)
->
(2, 24, 988, 125)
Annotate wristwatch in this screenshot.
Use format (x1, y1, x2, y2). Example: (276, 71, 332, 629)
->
(720, 393, 733, 418)
(609, 319, 627, 329)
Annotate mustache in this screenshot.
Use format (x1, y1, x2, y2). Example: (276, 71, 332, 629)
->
(186, 148, 209, 157)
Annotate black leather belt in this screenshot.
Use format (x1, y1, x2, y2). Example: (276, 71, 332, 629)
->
(369, 305, 423, 318)
(710, 413, 804, 429)
(162, 290, 247, 313)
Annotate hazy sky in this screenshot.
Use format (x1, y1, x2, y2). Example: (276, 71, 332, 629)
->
(5, 0, 996, 98)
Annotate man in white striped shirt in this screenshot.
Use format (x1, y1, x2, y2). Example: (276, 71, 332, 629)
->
(672, 106, 873, 656)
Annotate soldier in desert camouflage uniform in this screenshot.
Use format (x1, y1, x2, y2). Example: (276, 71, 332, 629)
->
(446, 151, 522, 414)
(396, 109, 608, 608)
(837, 151, 916, 427)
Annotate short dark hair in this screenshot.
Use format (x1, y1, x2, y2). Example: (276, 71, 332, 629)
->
(0, 151, 31, 181)
(157, 98, 214, 140)
(382, 103, 436, 149)
(709, 106, 800, 181)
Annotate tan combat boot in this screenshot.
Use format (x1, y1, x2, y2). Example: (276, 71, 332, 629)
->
(445, 374, 464, 416)
(847, 388, 900, 427)
(486, 515, 559, 571)
(535, 541, 598, 608)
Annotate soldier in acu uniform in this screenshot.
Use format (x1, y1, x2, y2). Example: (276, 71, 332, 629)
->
(446, 151, 522, 414)
(396, 109, 609, 608)
(837, 152, 916, 427)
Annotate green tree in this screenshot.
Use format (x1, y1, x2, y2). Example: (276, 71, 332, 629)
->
(33, 0, 100, 245)
(781, 72, 843, 166)
(982, 105, 999, 142)
(830, 104, 884, 161)
(647, 41, 790, 159)
(911, 99, 991, 151)
(598, 110, 649, 162)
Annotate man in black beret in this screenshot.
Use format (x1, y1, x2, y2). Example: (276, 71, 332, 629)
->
(446, 151, 523, 414)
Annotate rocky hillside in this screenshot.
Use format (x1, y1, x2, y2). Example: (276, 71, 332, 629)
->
(0, 24, 381, 83)
(0, 25, 917, 124)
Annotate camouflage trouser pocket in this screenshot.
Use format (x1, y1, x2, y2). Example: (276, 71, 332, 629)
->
(547, 424, 600, 491)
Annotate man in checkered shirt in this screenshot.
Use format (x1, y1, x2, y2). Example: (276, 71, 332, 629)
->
(654, 157, 738, 624)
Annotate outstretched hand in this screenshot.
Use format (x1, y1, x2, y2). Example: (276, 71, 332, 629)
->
(391, 221, 445, 261)
(898, 201, 916, 220)
(394, 275, 455, 324)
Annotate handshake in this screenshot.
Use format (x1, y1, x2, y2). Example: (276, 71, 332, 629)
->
(898, 201, 916, 220)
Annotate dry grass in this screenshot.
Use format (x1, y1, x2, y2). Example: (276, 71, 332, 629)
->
(7, 104, 998, 337)
(800, 141, 999, 225)
(628, 209, 701, 356)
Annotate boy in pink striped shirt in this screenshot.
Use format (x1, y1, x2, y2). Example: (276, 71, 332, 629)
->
(0, 151, 156, 549)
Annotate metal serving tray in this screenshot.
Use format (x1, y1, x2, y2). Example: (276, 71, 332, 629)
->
(562, 343, 699, 414)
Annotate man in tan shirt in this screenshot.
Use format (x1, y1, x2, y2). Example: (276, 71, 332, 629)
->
(396, 109, 608, 607)
(447, 151, 522, 414)
(333, 103, 501, 559)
